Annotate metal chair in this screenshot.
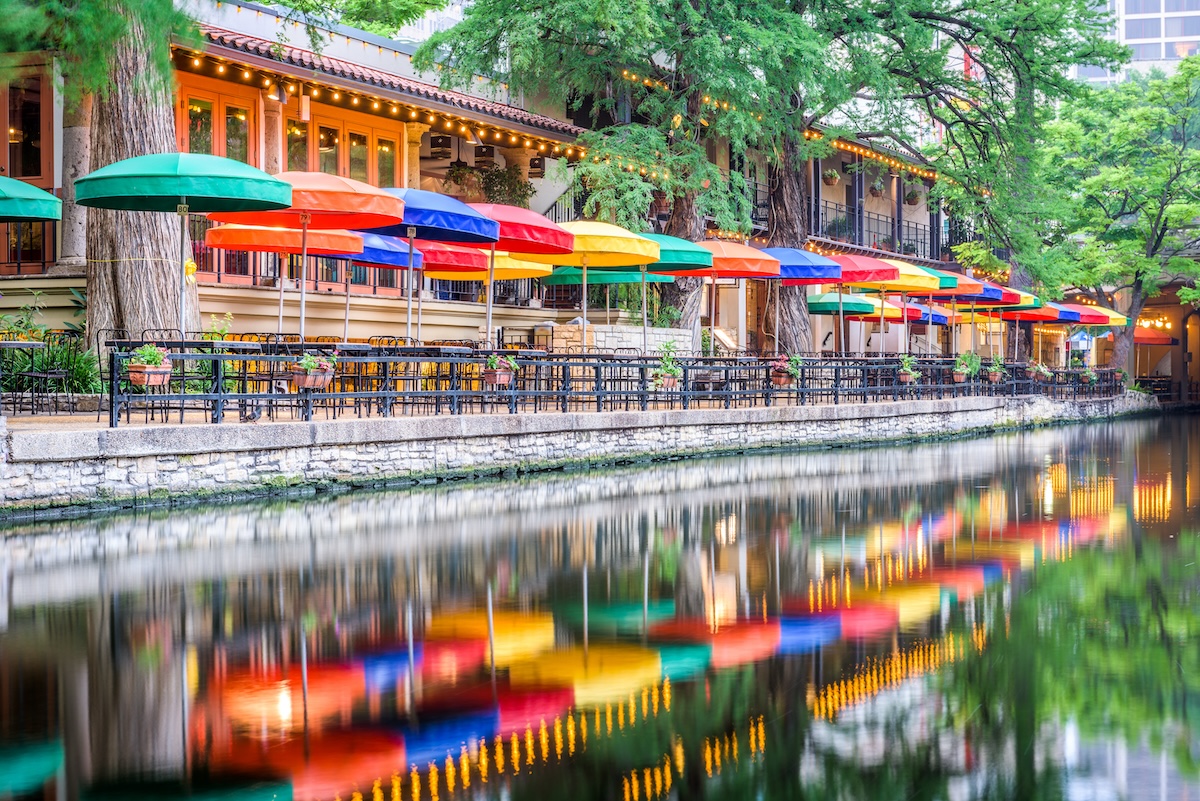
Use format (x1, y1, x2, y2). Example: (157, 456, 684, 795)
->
(15, 330, 86, 415)
(94, 327, 129, 421)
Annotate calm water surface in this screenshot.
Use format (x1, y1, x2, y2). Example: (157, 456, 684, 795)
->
(2, 416, 1199, 801)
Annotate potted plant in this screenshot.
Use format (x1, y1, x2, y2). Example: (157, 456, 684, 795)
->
(1081, 367, 1098, 384)
(952, 352, 981, 383)
(987, 354, 1006, 383)
(822, 168, 841, 186)
(653, 339, 683, 389)
(904, 189, 921, 206)
(901, 241, 918, 255)
(126, 344, 172, 387)
(292, 352, 337, 390)
(769, 353, 803, 386)
(869, 177, 885, 197)
(897, 354, 922, 384)
(483, 353, 519, 386)
(1029, 361, 1053, 380)
(824, 215, 854, 242)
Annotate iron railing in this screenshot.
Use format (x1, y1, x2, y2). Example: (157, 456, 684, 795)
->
(814, 200, 932, 259)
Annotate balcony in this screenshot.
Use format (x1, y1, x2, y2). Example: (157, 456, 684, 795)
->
(810, 200, 940, 262)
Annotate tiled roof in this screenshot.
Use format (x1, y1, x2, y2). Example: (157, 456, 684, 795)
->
(196, 23, 584, 139)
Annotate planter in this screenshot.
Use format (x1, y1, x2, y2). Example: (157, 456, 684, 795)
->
(127, 362, 172, 387)
(905, 196, 920, 206)
(291, 369, 334, 390)
(1081, 375, 1096, 385)
(869, 187, 884, 198)
(898, 372, 916, 384)
(654, 373, 679, 390)
(987, 371, 1003, 384)
(952, 372, 967, 384)
(770, 370, 795, 387)
(482, 368, 514, 387)
(822, 176, 840, 186)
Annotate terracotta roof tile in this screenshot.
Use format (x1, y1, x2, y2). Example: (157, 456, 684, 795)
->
(197, 23, 584, 139)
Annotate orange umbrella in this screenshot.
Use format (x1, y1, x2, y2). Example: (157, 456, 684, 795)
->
(210, 172, 405, 338)
(206, 224, 363, 334)
(654, 241, 780, 355)
(216, 731, 405, 801)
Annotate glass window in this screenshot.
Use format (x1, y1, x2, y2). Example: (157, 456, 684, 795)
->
(1126, 0, 1160, 12)
(318, 125, 340, 175)
(1078, 65, 1111, 78)
(348, 131, 369, 181)
(287, 120, 309, 171)
(1166, 0, 1200, 11)
(1126, 17, 1161, 37)
(1166, 39, 1200, 57)
(377, 267, 397, 289)
(187, 98, 214, 155)
(7, 75, 42, 178)
(225, 105, 249, 163)
(1131, 42, 1163, 59)
(377, 138, 397, 188)
(1166, 15, 1200, 35)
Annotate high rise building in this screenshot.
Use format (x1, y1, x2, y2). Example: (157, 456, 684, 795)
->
(1075, 0, 1200, 84)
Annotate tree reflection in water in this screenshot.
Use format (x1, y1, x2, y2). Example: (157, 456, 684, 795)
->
(0, 415, 1197, 801)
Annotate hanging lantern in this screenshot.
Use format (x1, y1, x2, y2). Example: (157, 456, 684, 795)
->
(474, 145, 496, 167)
(528, 156, 545, 179)
(429, 134, 452, 160)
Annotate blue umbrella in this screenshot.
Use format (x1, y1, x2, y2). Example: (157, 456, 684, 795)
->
(332, 233, 423, 341)
(763, 248, 841, 355)
(366, 189, 500, 342)
(907, 302, 949, 326)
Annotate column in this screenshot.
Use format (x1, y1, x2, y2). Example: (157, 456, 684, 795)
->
(737, 279, 748, 349)
(405, 123, 430, 189)
(851, 153, 865, 245)
(261, 94, 284, 175)
(893, 174, 904, 251)
(499, 146, 536, 181)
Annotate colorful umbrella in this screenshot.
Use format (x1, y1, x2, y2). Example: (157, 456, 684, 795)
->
(1106, 328, 1178, 346)
(639, 234, 713, 352)
(542, 267, 676, 348)
(76, 153, 292, 332)
(210, 172, 405, 339)
(846, 260, 942, 355)
(805, 292, 877, 317)
(1056, 303, 1119, 326)
(330, 232, 427, 341)
(821, 255, 901, 354)
(205, 224, 367, 335)
(765, 248, 840, 354)
(424, 251, 551, 281)
(0, 175, 61, 221)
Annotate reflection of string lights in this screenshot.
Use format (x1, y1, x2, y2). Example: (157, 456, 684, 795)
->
(1134, 476, 1172, 524)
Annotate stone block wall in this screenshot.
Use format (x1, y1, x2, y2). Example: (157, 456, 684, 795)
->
(548, 323, 692, 353)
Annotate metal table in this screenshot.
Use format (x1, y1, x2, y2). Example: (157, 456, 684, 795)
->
(0, 341, 47, 413)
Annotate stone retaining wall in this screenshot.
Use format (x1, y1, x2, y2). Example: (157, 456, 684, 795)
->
(0, 392, 1159, 513)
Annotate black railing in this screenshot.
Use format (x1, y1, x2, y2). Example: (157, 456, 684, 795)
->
(100, 346, 1126, 428)
(0, 220, 57, 275)
(814, 200, 932, 259)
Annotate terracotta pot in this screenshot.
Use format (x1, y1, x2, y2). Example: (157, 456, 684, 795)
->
(898, 372, 915, 384)
(869, 187, 884, 198)
(655, 373, 679, 389)
(906, 196, 920, 205)
(822, 176, 839, 186)
(952, 372, 967, 384)
(482, 368, 514, 386)
(987, 371, 1003, 384)
(770, 370, 795, 387)
(127, 362, 172, 387)
(292, 369, 334, 390)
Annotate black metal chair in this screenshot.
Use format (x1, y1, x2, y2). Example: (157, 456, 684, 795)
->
(15, 330, 86, 415)
(94, 327, 130, 421)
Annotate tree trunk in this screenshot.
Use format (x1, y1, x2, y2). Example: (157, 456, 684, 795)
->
(57, 90, 92, 275)
(1109, 294, 1145, 373)
(767, 135, 814, 354)
(86, 19, 197, 340)
(660, 187, 706, 352)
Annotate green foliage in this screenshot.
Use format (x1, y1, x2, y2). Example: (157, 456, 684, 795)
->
(1, 341, 101, 394)
(989, 354, 1007, 376)
(129, 344, 168, 367)
(655, 339, 683, 378)
(898, 354, 922, 378)
(274, 0, 449, 43)
(770, 353, 804, 378)
(479, 164, 535, 208)
(824, 215, 854, 240)
(954, 351, 982, 377)
(206, 312, 234, 339)
(485, 354, 518, 372)
(64, 287, 87, 335)
(0, 289, 49, 340)
(295, 352, 336, 373)
(615, 284, 681, 329)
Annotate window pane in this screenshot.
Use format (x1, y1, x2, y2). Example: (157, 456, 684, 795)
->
(7, 75, 42, 178)
(225, 105, 249, 163)
(1166, 15, 1200, 35)
(377, 267, 397, 288)
(187, 98, 214, 155)
(377, 138, 397, 188)
(348, 132, 369, 181)
(1167, 39, 1200, 57)
(1131, 42, 1162, 59)
(1166, 0, 1200, 11)
(287, 120, 308, 171)
(1126, 17, 1161, 36)
(1078, 65, 1111, 77)
(1126, 0, 1160, 12)
(318, 126, 340, 175)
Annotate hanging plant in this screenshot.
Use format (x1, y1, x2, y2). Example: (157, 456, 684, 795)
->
(479, 164, 536, 208)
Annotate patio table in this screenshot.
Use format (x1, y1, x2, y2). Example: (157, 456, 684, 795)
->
(0, 340, 47, 413)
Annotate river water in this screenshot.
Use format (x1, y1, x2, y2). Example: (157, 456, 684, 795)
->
(2, 416, 1198, 801)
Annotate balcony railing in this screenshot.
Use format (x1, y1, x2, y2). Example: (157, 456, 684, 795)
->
(814, 200, 933, 260)
(0, 220, 57, 275)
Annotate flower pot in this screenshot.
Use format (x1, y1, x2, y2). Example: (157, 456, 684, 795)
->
(987, 371, 1003, 384)
(482, 368, 514, 387)
(952, 372, 967, 384)
(655, 373, 679, 389)
(127, 362, 172, 387)
(822, 176, 840, 186)
(292, 369, 334, 390)
(869, 187, 884, 198)
(905, 196, 920, 206)
(770, 370, 795, 387)
(898, 372, 915, 384)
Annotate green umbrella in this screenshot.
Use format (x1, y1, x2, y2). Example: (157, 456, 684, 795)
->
(641, 233, 713, 352)
(806, 292, 876, 316)
(544, 266, 675, 352)
(0, 739, 63, 797)
(75, 153, 292, 331)
(0, 176, 61, 221)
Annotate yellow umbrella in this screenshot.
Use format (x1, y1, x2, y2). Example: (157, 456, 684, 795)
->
(520, 221, 661, 350)
(426, 610, 556, 667)
(508, 645, 662, 706)
(424, 251, 553, 281)
(1084, 306, 1129, 326)
(846, 261, 941, 356)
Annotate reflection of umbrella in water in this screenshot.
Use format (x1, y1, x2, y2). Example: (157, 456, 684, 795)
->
(654, 643, 712, 681)
(0, 739, 63, 797)
(932, 566, 987, 600)
(361, 644, 424, 694)
(778, 616, 841, 655)
(83, 778, 292, 801)
(848, 583, 944, 628)
(216, 731, 404, 801)
(426, 611, 556, 667)
(418, 684, 576, 736)
(220, 663, 365, 734)
(398, 710, 499, 767)
(508, 645, 661, 706)
(648, 619, 781, 669)
(554, 600, 677, 635)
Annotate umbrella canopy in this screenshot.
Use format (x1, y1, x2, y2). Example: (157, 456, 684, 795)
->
(1058, 303, 1123, 326)
(521, 220, 660, 267)
(1107, 328, 1178, 346)
(205, 225, 364, 256)
(916, 267, 984, 296)
(936, 279, 1018, 306)
(411, 241, 490, 272)
(904, 263, 961, 291)
(983, 303, 1061, 322)
(768, 248, 842, 285)
(844, 295, 923, 321)
(76, 153, 292, 213)
(1080, 305, 1130, 326)
(845, 259, 941, 292)
(904, 302, 950, 325)
(425, 251, 551, 281)
(542, 266, 673, 286)
(827, 254, 899, 283)
(655, 240, 778, 278)
(641, 233, 714, 271)
(0, 176, 61, 221)
(210, 171, 404, 229)
(508, 645, 662, 706)
(467, 203, 574, 255)
(370, 188, 499, 243)
(348, 232, 424, 269)
(806, 292, 877, 316)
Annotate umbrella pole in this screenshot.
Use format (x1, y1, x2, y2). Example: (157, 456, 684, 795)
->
(277, 252, 285, 335)
(971, 300, 977, 354)
(485, 243, 497, 347)
(405, 229, 416, 342)
(709, 272, 717, 356)
(641, 266, 649, 355)
(417, 280, 424, 343)
(343, 262, 352, 343)
(879, 293, 885, 359)
(951, 300, 958, 355)
(837, 283, 845, 355)
(581, 258, 589, 352)
(775, 280, 781, 355)
(177, 203, 189, 333)
(605, 285, 611, 326)
(901, 292, 909, 355)
(298, 215, 310, 341)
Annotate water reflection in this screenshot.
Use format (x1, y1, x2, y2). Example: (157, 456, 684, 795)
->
(2, 416, 1198, 800)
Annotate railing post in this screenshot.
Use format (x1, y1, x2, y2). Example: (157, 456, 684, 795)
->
(212, 355, 225, 424)
(594, 360, 603, 413)
(108, 349, 120, 428)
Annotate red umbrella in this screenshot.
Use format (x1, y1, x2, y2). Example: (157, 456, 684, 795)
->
(821, 255, 902, 354)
